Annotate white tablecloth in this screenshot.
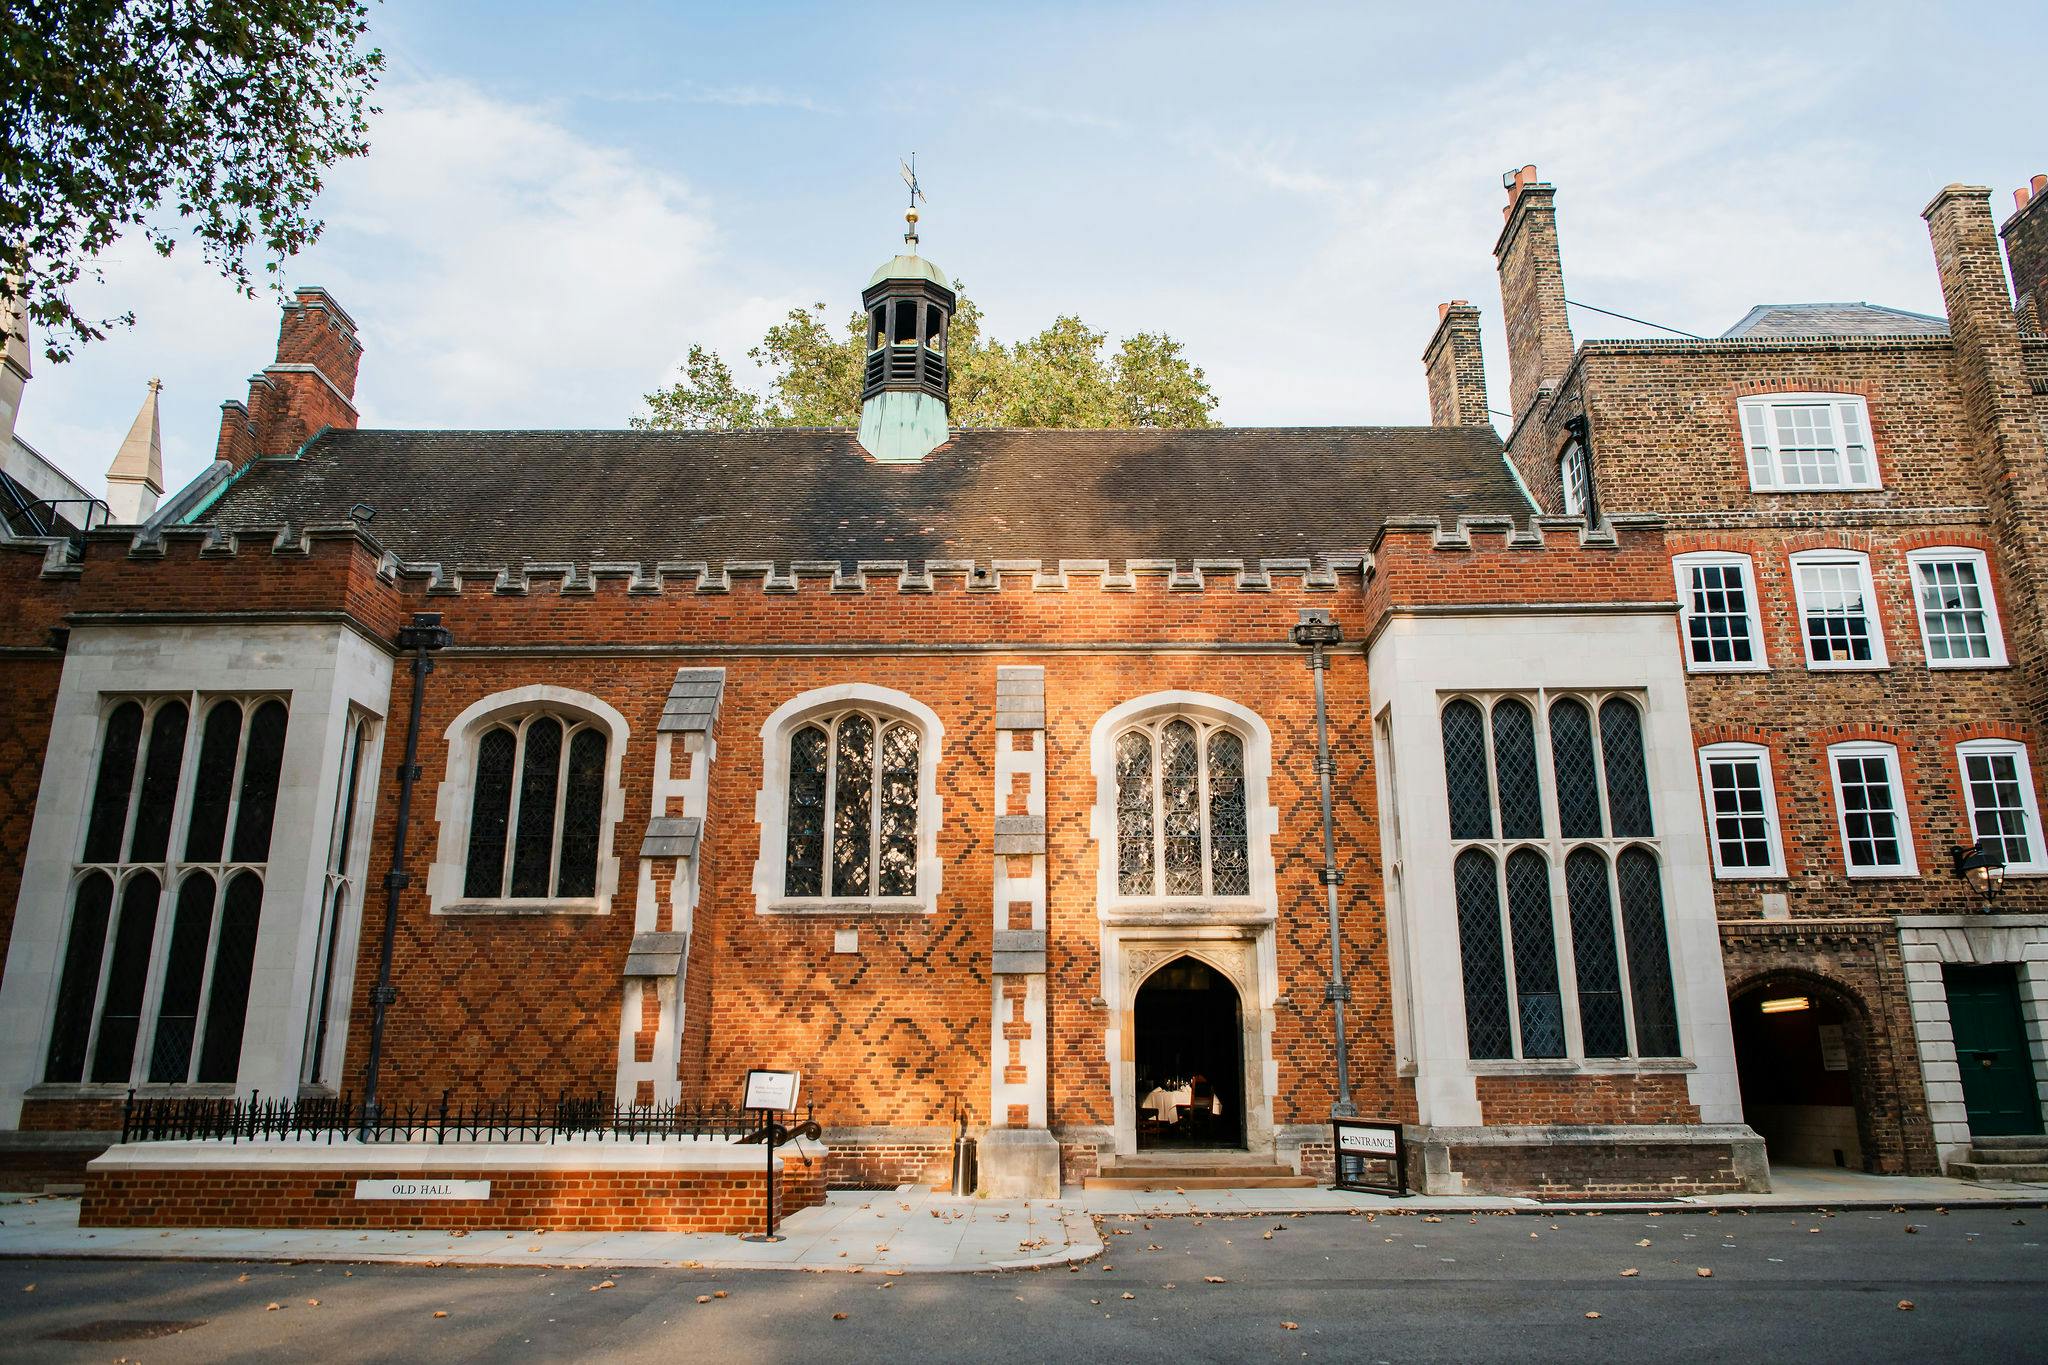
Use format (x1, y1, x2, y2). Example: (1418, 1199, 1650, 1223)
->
(1139, 1086, 1220, 1125)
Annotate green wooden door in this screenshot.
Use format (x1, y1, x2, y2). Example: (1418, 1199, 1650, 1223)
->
(1945, 965, 2043, 1137)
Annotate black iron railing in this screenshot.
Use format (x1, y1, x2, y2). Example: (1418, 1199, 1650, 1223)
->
(118, 1089, 805, 1145)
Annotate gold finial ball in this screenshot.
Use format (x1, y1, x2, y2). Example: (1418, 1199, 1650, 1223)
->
(905, 207, 920, 224)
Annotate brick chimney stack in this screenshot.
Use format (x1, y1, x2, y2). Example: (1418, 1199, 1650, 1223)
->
(1493, 165, 1574, 428)
(1422, 300, 1492, 428)
(214, 287, 361, 469)
(2001, 174, 2048, 333)
(1924, 183, 2048, 683)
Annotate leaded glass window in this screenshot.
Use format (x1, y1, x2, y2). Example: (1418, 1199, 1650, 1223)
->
(46, 693, 291, 1088)
(1112, 714, 1255, 900)
(461, 712, 609, 901)
(1440, 689, 1680, 1062)
(780, 709, 924, 901)
(305, 711, 375, 1085)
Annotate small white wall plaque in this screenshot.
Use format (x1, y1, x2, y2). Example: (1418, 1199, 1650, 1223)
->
(353, 1179, 492, 1201)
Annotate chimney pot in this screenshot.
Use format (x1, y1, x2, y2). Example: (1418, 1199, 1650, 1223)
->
(2022, 188, 2034, 211)
(2032, 173, 2047, 193)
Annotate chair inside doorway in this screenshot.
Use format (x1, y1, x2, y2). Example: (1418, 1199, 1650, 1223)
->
(1134, 956, 1246, 1150)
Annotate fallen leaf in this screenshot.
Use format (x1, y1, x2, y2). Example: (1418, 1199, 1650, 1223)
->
(237, 1274, 251, 1283)
(1585, 1312, 1602, 1319)
(434, 1311, 448, 1319)
(307, 1299, 320, 1307)
(697, 1296, 711, 1305)
(1696, 1268, 1713, 1278)
(528, 1246, 542, 1253)
(713, 1291, 728, 1299)
(1904, 1225, 1920, 1235)
(1281, 1321, 1299, 1331)
(833, 1312, 848, 1321)
(1262, 1231, 1274, 1241)
(1636, 1239, 1651, 1248)
(1809, 1228, 1821, 1234)
(1620, 1269, 1639, 1277)
(266, 1302, 281, 1312)
(1204, 1276, 1228, 1284)
(1898, 1300, 1915, 1312)
(1121, 1292, 1136, 1300)
(19, 1285, 31, 1293)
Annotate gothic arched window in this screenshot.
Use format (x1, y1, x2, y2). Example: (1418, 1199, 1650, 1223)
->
(1113, 716, 1251, 898)
(462, 712, 609, 901)
(783, 710, 922, 900)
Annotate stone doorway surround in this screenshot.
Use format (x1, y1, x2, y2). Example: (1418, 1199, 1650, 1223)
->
(1102, 928, 1278, 1159)
(1897, 915, 2048, 1168)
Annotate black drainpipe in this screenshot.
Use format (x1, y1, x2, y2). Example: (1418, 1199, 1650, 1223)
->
(360, 612, 452, 1134)
(1291, 607, 1356, 1118)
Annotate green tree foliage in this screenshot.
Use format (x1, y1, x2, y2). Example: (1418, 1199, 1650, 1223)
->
(1, 0, 384, 360)
(635, 286, 1219, 431)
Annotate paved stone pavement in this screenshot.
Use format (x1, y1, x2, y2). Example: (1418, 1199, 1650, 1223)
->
(3, 1205, 2042, 1363)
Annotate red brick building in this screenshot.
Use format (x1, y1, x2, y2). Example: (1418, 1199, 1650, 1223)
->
(0, 173, 2042, 1200)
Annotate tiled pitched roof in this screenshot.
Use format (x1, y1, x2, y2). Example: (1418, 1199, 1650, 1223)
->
(1722, 302, 1948, 338)
(197, 426, 1528, 568)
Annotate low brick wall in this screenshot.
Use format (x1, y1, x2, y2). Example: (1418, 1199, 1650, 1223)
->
(823, 1134, 950, 1189)
(1408, 1124, 1768, 1199)
(80, 1141, 827, 1233)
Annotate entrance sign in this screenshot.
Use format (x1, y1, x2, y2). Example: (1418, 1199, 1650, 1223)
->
(354, 1179, 491, 1201)
(1330, 1118, 1406, 1196)
(743, 1069, 801, 1112)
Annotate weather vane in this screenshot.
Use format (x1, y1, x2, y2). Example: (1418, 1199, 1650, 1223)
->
(900, 155, 926, 251)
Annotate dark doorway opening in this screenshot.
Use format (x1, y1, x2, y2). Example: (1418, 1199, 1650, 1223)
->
(1134, 957, 1245, 1151)
(1731, 979, 1870, 1171)
(1946, 964, 2044, 1137)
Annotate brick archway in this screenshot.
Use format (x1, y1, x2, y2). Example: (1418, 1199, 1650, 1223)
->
(1729, 968, 1883, 1174)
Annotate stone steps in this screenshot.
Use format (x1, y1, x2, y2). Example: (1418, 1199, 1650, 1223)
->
(1947, 1160, 2048, 1183)
(1087, 1154, 1317, 1190)
(1946, 1135, 2048, 1182)
(1967, 1145, 2048, 1164)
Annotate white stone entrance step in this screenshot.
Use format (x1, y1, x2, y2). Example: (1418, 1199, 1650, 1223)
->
(1944, 1135, 2048, 1183)
(1087, 1152, 1318, 1191)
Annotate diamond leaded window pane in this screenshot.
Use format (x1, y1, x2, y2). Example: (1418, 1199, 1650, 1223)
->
(784, 725, 828, 897)
(1599, 699, 1653, 838)
(1565, 849, 1628, 1057)
(876, 723, 919, 896)
(197, 869, 263, 1083)
(556, 728, 607, 898)
(149, 872, 215, 1083)
(129, 701, 188, 864)
(82, 702, 144, 863)
(1441, 700, 1492, 841)
(1617, 849, 1679, 1055)
(1161, 719, 1202, 895)
(231, 699, 289, 863)
(1115, 730, 1155, 896)
(1207, 731, 1249, 896)
(183, 700, 242, 863)
(1491, 698, 1543, 839)
(1549, 698, 1602, 839)
(465, 727, 516, 898)
(1454, 849, 1511, 1060)
(91, 871, 160, 1083)
(509, 717, 562, 898)
(1505, 850, 1564, 1058)
(44, 872, 113, 1083)
(832, 714, 874, 897)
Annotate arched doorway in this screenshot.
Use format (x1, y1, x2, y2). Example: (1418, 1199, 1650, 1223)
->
(1133, 956, 1245, 1150)
(1730, 974, 1875, 1172)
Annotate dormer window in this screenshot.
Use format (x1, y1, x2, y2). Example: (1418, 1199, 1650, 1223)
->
(1559, 441, 1592, 517)
(1739, 394, 1879, 491)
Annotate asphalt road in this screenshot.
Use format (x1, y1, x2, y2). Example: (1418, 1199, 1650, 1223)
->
(4, 1206, 2044, 1363)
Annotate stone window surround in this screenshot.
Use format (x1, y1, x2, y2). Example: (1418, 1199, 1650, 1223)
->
(426, 685, 630, 916)
(750, 683, 944, 916)
(1087, 691, 1280, 924)
(1696, 740, 1787, 880)
(1672, 550, 1769, 674)
(1788, 548, 1890, 672)
(1738, 392, 1881, 492)
(1897, 916, 2048, 1166)
(1956, 739, 2047, 875)
(1824, 739, 1920, 879)
(1905, 546, 2009, 670)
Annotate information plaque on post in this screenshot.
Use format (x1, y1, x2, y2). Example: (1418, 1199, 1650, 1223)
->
(744, 1069, 801, 1113)
(1330, 1118, 1406, 1196)
(739, 1069, 806, 1243)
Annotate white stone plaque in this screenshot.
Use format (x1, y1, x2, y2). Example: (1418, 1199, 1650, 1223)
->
(1817, 1023, 1849, 1072)
(353, 1178, 492, 1201)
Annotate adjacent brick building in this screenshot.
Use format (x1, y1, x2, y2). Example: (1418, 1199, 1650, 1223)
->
(0, 175, 2041, 1203)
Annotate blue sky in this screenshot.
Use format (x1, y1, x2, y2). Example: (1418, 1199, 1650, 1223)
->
(18, 0, 2045, 501)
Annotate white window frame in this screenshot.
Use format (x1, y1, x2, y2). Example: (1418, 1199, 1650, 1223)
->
(1696, 742, 1785, 879)
(1789, 549, 1889, 671)
(1906, 547, 2007, 669)
(1559, 441, 1591, 517)
(426, 686, 630, 916)
(752, 684, 944, 916)
(1956, 740, 2046, 875)
(1738, 393, 1881, 492)
(1825, 740, 1918, 878)
(1672, 552, 1768, 673)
